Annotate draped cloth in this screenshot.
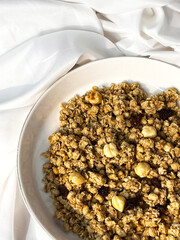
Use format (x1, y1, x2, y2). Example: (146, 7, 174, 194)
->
(0, 0, 180, 239)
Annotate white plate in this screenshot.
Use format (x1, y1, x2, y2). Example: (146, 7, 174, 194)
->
(17, 57, 180, 240)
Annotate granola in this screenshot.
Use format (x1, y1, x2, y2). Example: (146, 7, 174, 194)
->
(42, 83, 180, 240)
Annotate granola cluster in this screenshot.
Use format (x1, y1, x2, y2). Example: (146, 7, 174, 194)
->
(42, 83, 180, 240)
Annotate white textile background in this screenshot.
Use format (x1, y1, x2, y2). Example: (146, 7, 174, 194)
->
(0, 0, 180, 239)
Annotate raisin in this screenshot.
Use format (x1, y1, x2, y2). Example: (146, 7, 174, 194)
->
(151, 178, 161, 188)
(58, 185, 69, 197)
(112, 112, 116, 118)
(130, 113, 143, 127)
(125, 197, 140, 210)
(90, 167, 99, 173)
(166, 199, 170, 205)
(91, 140, 97, 145)
(98, 186, 109, 197)
(155, 204, 167, 214)
(158, 108, 175, 120)
(141, 202, 149, 210)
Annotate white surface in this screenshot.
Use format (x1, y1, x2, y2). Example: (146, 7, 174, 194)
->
(0, 0, 180, 239)
(18, 57, 180, 240)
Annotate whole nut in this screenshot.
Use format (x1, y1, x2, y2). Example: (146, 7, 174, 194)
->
(88, 91, 102, 105)
(142, 125, 157, 138)
(69, 172, 85, 185)
(135, 162, 151, 178)
(112, 195, 126, 212)
(103, 143, 118, 158)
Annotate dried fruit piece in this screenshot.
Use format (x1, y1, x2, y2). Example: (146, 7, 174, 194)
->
(158, 108, 175, 120)
(112, 112, 116, 118)
(98, 186, 109, 197)
(151, 178, 161, 188)
(155, 204, 167, 214)
(91, 140, 97, 145)
(125, 197, 140, 210)
(155, 200, 170, 215)
(58, 185, 69, 197)
(130, 113, 143, 127)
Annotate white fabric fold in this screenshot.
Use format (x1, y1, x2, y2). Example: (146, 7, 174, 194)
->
(0, 0, 180, 239)
(62, 0, 173, 14)
(0, 0, 103, 55)
(0, 30, 120, 110)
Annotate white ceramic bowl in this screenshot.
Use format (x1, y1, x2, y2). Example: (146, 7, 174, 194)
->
(17, 57, 180, 240)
